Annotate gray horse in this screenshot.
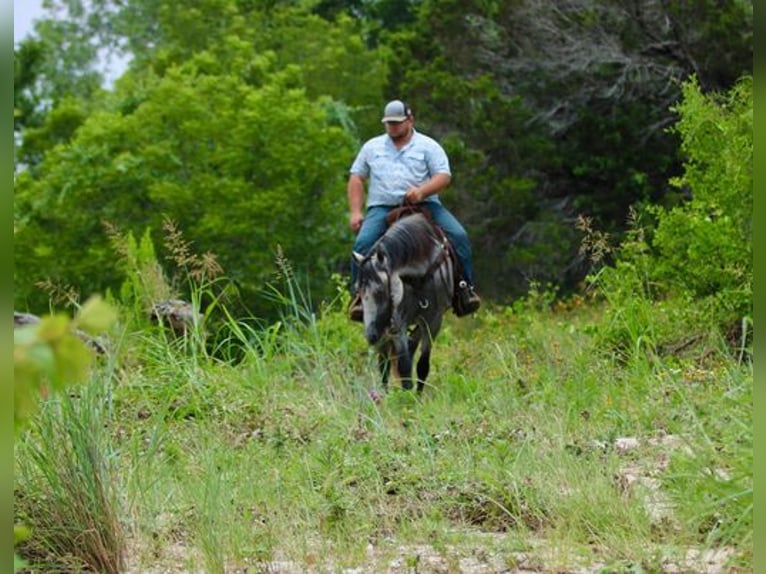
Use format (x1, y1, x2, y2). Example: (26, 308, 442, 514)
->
(353, 212, 454, 393)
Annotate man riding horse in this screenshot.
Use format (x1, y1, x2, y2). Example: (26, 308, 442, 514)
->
(346, 99, 481, 321)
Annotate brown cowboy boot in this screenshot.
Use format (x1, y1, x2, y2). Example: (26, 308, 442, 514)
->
(348, 293, 363, 322)
(454, 280, 481, 317)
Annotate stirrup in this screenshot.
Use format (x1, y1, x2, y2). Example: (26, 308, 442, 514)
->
(454, 280, 480, 317)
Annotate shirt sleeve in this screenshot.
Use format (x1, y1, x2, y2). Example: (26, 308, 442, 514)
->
(349, 143, 370, 177)
(426, 140, 451, 176)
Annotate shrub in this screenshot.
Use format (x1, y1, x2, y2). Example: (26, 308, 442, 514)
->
(585, 75, 752, 358)
(652, 75, 752, 322)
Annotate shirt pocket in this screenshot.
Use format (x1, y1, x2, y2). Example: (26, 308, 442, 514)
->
(401, 151, 428, 179)
(369, 151, 391, 172)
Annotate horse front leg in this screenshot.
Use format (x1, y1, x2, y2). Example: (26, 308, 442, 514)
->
(407, 327, 427, 393)
(390, 331, 414, 390)
(415, 318, 439, 393)
(415, 348, 431, 394)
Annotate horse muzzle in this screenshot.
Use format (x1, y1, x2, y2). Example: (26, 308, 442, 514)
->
(365, 325, 382, 345)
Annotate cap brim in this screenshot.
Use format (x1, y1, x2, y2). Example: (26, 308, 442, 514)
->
(381, 116, 408, 123)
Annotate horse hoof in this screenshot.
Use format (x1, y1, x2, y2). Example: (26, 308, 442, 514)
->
(368, 389, 383, 404)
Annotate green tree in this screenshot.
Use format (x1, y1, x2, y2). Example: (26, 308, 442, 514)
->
(14, 54, 357, 314)
(15, 1, 391, 315)
(13, 0, 105, 110)
(590, 75, 752, 341)
(381, 0, 752, 297)
(13, 18, 103, 171)
(14, 39, 47, 133)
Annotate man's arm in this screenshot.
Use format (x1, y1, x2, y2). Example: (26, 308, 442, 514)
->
(347, 173, 366, 233)
(404, 172, 451, 204)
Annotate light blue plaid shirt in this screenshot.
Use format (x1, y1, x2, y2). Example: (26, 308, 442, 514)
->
(349, 129, 451, 207)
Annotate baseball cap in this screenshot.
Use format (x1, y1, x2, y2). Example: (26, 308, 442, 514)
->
(381, 100, 412, 123)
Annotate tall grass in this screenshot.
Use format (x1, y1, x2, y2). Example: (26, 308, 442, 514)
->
(14, 256, 751, 572)
(15, 373, 125, 573)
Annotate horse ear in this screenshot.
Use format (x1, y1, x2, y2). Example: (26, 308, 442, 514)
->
(352, 251, 365, 264)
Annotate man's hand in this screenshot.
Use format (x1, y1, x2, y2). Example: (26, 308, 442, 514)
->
(404, 174, 450, 204)
(405, 186, 424, 204)
(350, 211, 364, 234)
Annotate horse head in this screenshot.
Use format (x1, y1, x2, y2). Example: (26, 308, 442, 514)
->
(353, 248, 404, 346)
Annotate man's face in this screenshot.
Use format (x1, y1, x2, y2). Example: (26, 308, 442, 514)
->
(384, 117, 412, 140)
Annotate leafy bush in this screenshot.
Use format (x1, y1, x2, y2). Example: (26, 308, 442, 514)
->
(586, 75, 752, 358)
(652, 75, 752, 321)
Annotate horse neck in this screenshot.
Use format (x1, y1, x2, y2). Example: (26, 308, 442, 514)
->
(381, 218, 442, 276)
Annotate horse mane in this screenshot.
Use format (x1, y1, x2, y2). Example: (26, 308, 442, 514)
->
(377, 214, 440, 269)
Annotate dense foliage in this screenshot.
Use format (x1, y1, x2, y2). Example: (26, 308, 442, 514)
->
(654, 76, 752, 317)
(588, 75, 752, 351)
(15, 63, 358, 314)
(14, 0, 752, 319)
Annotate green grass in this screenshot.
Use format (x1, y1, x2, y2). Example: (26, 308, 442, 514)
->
(15, 377, 125, 573)
(14, 291, 752, 572)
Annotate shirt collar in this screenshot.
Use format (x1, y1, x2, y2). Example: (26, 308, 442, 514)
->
(386, 128, 418, 152)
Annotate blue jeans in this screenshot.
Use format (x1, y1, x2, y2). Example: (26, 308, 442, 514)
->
(350, 204, 474, 290)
